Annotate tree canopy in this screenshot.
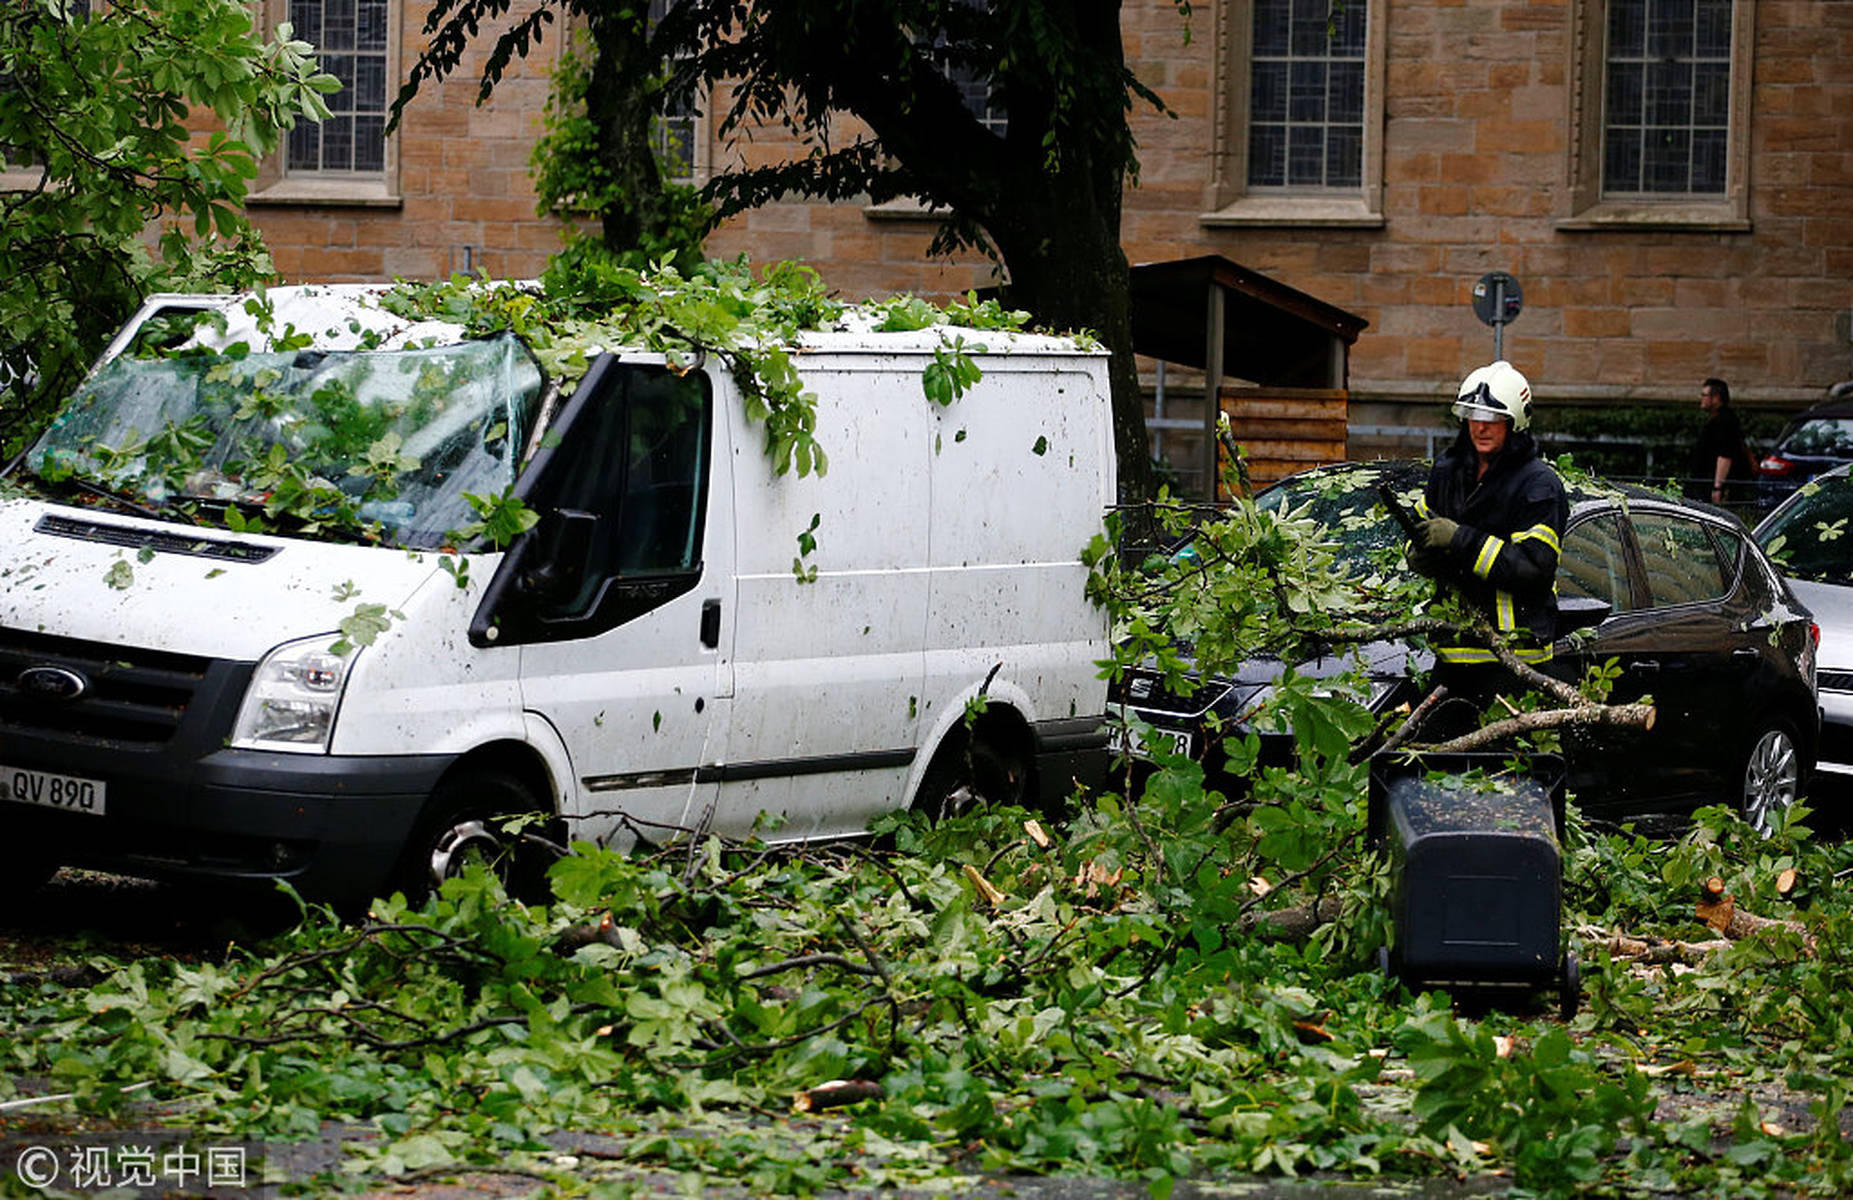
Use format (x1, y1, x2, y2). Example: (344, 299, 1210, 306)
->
(0, 0, 337, 453)
(399, 0, 1186, 499)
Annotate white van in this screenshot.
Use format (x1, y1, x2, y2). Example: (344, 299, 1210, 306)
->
(0, 285, 1114, 906)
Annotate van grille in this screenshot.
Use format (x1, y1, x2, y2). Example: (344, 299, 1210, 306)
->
(0, 628, 211, 746)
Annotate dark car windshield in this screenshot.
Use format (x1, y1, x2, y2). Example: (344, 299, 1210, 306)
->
(1252, 462, 1427, 572)
(1757, 472, 1853, 582)
(1779, 417, 1853, 458)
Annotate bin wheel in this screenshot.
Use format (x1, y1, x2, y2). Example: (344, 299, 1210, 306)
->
(1559, 949, 1581, 1022)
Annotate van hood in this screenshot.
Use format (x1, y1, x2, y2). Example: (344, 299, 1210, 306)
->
(0, 499, 466, 661)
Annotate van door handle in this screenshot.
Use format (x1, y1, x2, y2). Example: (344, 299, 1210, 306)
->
(700, 599, 721, 648)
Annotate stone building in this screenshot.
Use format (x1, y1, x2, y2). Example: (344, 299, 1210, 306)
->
(242, 0, 1851, 489)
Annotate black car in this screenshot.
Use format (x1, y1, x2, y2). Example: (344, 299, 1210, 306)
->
(1113, 461, 1821, 832)
(1757, 382, 1853, 510)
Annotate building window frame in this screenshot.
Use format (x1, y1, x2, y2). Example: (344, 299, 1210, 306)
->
(1202, 0, 1386, 230)
(1559, 0, 1754, 232)
(248, 0, 401, 208)
(649, 0, 709, 185)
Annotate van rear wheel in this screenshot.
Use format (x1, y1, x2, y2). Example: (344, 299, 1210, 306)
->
(398, 770, 559, 903)
(914, 729, 1032, 821)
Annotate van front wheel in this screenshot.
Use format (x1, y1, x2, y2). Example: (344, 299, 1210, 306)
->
(398, 770, 559, 903)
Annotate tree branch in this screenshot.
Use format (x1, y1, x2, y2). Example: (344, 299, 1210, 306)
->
(1422, 702, 1655, 753)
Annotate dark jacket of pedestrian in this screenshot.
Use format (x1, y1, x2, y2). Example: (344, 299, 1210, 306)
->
(1687, 402, 1755, 503)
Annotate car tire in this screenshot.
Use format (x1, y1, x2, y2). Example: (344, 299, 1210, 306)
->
(1740, 716, 1803, 836)
(396, 769, 559, 904)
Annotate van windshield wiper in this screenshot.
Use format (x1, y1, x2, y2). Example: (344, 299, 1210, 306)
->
(18, 466, 202, 526)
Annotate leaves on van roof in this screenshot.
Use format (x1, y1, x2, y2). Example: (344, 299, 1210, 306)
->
(19, 259, 1060, 553)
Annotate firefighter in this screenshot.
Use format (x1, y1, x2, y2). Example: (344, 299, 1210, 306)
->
(1409, 361, 1568, 721)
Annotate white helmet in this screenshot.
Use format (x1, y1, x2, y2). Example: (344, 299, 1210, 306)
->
(1452, 361, 1533, 431)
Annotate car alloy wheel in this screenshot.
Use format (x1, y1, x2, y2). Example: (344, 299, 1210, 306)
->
(1741, 720, 1801, 836)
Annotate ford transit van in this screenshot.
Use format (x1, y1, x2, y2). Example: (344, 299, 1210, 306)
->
(0, 284, 1114, 906)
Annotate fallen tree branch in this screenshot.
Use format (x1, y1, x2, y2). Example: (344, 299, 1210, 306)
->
(1575, 925, 1728, 965)
(1695, 894, 1815, 951)
(736, 952, 884, 980)
(1243, 895, 1346, 941)
(1364, 684, 1449, 760)
(1424, 702, 1655, 752)
(792, 1078, 884, 1112)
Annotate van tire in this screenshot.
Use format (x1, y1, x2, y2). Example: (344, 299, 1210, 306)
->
(914, 728, 1032, 821)
(396, 769, 560, 903)
(0, 852, 58, 900)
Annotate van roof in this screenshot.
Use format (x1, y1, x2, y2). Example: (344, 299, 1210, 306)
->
(118, 283, 1105, 362)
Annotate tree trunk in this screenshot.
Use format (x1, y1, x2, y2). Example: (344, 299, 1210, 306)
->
(584, 11, 668, 255)
(980, 2, 1154, 503)
(994, 206, 1152, 504)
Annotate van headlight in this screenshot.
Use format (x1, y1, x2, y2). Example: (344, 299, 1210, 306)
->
(231, 636, 354, 752)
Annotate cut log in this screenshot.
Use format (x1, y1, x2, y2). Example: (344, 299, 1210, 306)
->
(793, 1079, 884, 1113)
(1697, 893, 1813, 949)
(1245, 895, 1345, 940)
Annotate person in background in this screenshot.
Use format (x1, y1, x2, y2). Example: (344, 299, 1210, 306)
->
(1688, 376, 1756, 505)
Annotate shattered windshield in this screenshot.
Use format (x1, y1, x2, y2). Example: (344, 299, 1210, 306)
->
(24, 333, 545, 550)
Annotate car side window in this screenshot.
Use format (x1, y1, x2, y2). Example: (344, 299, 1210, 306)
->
(1632, 512, 1729, 608)
(1705, 525, 1749, 587)
(1558, 514, 1634, 612)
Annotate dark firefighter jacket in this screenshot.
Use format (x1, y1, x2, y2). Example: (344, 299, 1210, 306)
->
(1414, 428, 1568, 664)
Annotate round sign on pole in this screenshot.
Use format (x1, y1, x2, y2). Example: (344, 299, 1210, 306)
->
(1472, 271, 1523, 326)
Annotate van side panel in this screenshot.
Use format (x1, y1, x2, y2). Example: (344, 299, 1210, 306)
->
(924, 362, 1114, 755)
(715, 359, 931, 838)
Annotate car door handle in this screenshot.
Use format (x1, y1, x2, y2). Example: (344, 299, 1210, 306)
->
(700, 599, 722, 648)
(1732, 647, 1760, 660)
(1629, 661, 1660, 674)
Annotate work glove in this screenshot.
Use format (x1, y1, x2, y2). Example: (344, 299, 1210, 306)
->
(1416, 517, 1459, 550)
(1406, 544, 1445, 578)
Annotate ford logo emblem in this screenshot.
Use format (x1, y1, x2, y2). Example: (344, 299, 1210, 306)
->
(17, 665, 88, 702)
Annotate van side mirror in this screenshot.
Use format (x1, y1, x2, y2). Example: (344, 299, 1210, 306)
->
(522, 508, 598, 603)
(1557, 594, 1612, 635)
